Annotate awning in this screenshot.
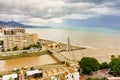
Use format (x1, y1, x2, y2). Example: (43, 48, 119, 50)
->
(26, 70, 42, 76)
(2, 73, 18, 80)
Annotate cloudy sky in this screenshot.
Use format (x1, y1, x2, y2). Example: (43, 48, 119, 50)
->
(0, 0, 120, 27)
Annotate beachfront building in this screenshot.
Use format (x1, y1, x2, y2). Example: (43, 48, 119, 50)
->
(0, 27, 4, 40)
(2, 73, 18, 80)
(3, 28, 25, 35)
(65, 72, 80, 80)
(1, 27, 39, 51)
(28, 33, 39, 45)
(0, 28, 25, 40)
(15, 28, 26, 34)
(3, 33, 39, 51)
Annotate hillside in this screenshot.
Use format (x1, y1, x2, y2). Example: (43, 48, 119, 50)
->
(0, 21, 51, 28)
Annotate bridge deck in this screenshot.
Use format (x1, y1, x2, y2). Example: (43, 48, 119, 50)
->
(45, 46, 78, 67)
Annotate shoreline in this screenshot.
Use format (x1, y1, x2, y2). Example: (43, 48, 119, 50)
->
(1, 37, 120, 74)
(60, 48, 120, 63)
(0, 39, 85, 74)
(0, 38, 86, 60)
(0, 50, 49, 60)
(1, 38, 120, 76)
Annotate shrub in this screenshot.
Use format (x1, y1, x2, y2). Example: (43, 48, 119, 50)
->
(79, 57, 100, 74)
(100, 62, 109, 69)
(13, 46, 18, 51)
(0, 40, 3, 45)
(109, 57, 120, 76)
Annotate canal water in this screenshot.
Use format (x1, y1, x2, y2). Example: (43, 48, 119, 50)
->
(0, 54, 57, 72)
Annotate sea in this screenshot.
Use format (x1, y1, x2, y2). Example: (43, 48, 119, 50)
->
(26, 27, 120, 48)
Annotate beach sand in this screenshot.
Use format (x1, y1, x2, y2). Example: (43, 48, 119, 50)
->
(60, 37, 120, 63)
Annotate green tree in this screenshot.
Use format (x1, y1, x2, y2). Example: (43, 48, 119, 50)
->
(32, 42, 42, 48)
(109, 57, 120, 76)
(118, 55, 120, 58)
(1, 49, 4, 52)
(9, 77, 13, 80)
(0, 74, 2, 77)
(23, 45, 31, 50)
(111, 55, 115, 60)
(7, 49, 11, 51)
(100, 62, 109, 69)
(0, 40, 3, 45)
(87, 77, 99, 80)
(87, 77, 94, 80)
(79, 57, 100, 74)
(37, 42, 42, 48)
(13, 46, 18, 51)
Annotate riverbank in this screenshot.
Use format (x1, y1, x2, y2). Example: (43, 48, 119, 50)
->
(0, 62, 66, 75)
(0, 39, 86, 60)
(0, 38, 85, 74)
(0, 50, 50, 60)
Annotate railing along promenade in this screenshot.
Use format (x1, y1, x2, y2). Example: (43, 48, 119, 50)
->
(0, 49, 41, 56)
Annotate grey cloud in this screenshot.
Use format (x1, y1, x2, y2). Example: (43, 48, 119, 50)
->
(109, 1, 120, 9)
(0, 0, 120, 26)
(65, 0, 111, 4)
(0, 1, 63, 19)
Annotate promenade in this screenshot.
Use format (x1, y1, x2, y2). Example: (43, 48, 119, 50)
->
(0, 49, 47, 60)
(0, 49, 41, 56)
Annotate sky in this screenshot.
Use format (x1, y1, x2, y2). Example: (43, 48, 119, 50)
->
(0, 0, 120, 27)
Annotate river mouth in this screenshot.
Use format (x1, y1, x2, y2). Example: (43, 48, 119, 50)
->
(0, 54, 58, 72)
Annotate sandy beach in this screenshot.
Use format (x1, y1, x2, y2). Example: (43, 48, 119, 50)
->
(25, 28, 120, 63)
(60, 37, 120, 63)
